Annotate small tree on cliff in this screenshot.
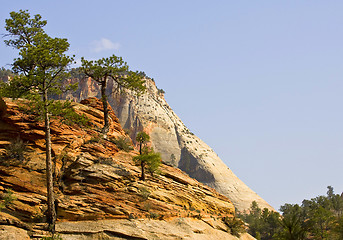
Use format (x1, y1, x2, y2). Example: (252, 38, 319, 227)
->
(3, 10, 75, 232)
(133, 131, 161, 181)
(136, 131, 150, 155)
(81, 55, 145, 135)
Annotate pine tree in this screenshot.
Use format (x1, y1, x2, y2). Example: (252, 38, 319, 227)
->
(81, 55, 145, 135)
(3, 9, 74, 232)
(133, 132, 161, 181)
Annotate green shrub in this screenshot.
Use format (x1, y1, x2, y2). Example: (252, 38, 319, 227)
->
(222, 216, 246, 237)
(0, 137, 28, 165)
(157, 88, 165, 95)
(18, 100, 90, 128)
(111, 136, 133, 152)
(148, 212, 159, 219)
(0, 189, 17, 211)
(50, 101, 90, 127)
(96, 157, 114, 166)
(86, 134, 103, 144)
(133, 147, 161, 179)
(139, 187, 151, 201)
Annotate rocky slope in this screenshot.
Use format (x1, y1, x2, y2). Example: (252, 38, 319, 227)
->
(0, 97, 253, 239)
(63, 77, 273, 212)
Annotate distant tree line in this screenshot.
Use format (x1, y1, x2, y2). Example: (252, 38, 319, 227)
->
(0, 67, 14, 82)
(239, 186, 343, 240)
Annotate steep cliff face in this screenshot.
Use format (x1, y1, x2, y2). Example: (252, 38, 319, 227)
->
(66, 77, 273, 212)
(0, 97, 254, 239)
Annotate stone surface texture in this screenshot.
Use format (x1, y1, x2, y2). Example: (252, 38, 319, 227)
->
(63, 77, 273, 212)
(56, 218, 256, 240)
(0, 97, 253, 239)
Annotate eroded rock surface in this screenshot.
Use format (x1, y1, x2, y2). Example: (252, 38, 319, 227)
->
(0, 97, 251, 239)
(56, 218, 255, 240)
(62, 77, 272, 212)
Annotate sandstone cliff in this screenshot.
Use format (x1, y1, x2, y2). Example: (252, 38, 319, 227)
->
(64, 77, 273, 212)
(0, 97, 253, 239)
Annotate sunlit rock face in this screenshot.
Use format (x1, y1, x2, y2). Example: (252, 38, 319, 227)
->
(0, 97, 245, 239)
(65, 77, 273, 212)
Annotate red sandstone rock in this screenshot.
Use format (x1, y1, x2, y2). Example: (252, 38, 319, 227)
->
(0, 97, 238, 238)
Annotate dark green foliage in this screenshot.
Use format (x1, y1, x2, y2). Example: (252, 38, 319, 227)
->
(0, 137, 28, 166)
(110, 136, 133, 152)
(222, 216, 246, 237)
(300, 195, 336, 239)
(241, 187, 343, 240)
(18, 99, 90, 127)
(0, 75, 32, 98)
(157, 88, 165, 95)
(69, 67, 86, 79)
(276, 204, 307, 240)
(137, 71, 147, 77)
(95, 157, 114, 166)
(9, 33, 73, 97)
(0, 189, 17, 211)
(2, 9, 75, 100)
(139, 187, 151, 201)
(81, 55, 145, 134)
(148, 212, 159, 219)
(0, 67, 14, 82)
(145, 150, 162, 176)
(136, 132, 150, 149)
(334, 216, 343, 239)
(3, 9, 75, 231)
(133, 147, 162, 180)
(239, 201, 282, 240)
(4, 9, 47, 49)
(86, 135, 103, 144)
(81, 55, 146, 94)
(49, 101, 90, 127)
(327, 186, 343, 217)
(133, 131, 161, 181)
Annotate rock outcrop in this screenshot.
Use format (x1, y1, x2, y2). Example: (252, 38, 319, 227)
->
(0, 97, 252, 239)
(63, 77, 273, 212)
(56, 218, 255, 240)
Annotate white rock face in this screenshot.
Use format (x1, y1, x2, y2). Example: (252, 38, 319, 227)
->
(108, 78, 273, 212)
(70, 77, 273, 211)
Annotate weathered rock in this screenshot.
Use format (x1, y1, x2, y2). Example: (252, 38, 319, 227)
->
(56, 218, 255, 240)
(0, 225, 30, 240)
(62, 77, 272, 211)
(0, 97, 250, 239)
(0, 212, 31, 231)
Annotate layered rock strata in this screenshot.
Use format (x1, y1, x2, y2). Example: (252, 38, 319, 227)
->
(63, 77, 273, 212)
(0, 97, 251, 239)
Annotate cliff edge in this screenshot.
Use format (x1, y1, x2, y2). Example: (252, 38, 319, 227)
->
(64, 77, 273, 212)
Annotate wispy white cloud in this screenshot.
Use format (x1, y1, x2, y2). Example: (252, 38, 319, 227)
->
(91, 38, 120, 53)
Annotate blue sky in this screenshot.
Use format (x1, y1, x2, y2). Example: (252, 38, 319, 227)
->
(1, 1, 343, 210)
